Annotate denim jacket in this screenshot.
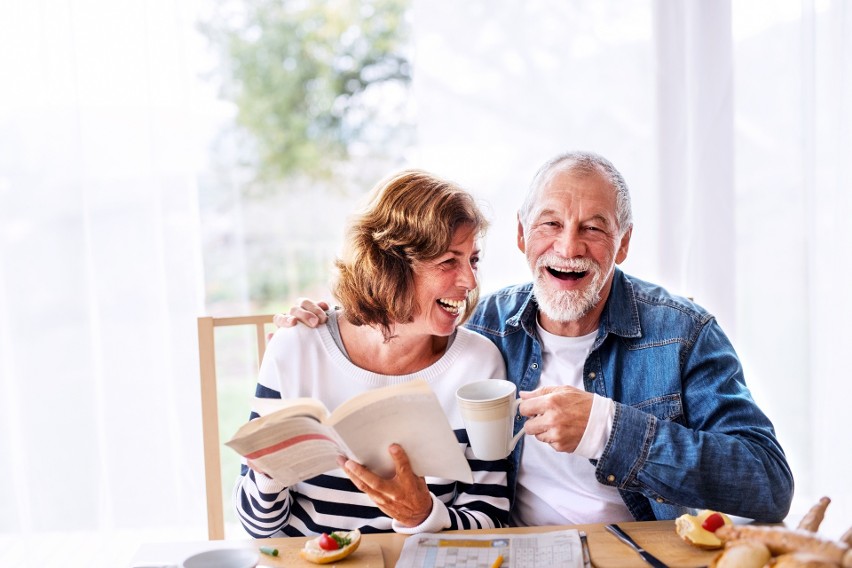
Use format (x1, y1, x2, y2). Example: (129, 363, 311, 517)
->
(466, 268, 793, 522)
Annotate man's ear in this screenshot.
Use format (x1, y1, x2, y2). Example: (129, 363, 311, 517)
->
(517, 214, 526, 253)
(615, 226, 632, 264)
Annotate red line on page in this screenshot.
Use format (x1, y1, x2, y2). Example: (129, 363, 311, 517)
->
(245, 433, 336, 459)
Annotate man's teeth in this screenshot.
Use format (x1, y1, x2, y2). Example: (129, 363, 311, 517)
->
(547, 267, 587, 280)
(438, 298, 465, 314)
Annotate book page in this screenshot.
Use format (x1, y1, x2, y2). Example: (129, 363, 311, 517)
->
(226, 415, 351, 487)
(250, 396, 329, 421)
(396, 530, 584, 568)
(328, 378, 432, 423)
(328, 379, 473, 483)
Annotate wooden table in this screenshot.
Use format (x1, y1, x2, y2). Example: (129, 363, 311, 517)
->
(130, 520, 719, 567)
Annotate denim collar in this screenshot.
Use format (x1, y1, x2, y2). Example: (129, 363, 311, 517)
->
(600, 268, 642, 339)
(506, 268, 642, 341)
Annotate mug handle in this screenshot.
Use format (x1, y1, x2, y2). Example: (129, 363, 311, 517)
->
(508, 397, 524, 451)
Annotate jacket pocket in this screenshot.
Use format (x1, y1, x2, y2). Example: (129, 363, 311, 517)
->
(632, 393, 684, 424)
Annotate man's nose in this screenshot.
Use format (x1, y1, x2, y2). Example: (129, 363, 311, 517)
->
(553, 228, 586, 258)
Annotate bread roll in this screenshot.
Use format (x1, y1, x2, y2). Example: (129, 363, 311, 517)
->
(710, 540, 771, 568)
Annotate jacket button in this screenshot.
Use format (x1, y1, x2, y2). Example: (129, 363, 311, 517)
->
(588, 372, 596, 379)
(607, 474, 616, 482)
(656, 497, 664, 503)
(531, 363, 538, 369)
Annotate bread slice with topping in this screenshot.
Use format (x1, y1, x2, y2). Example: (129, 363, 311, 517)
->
(299, 529, 361, 564)
(675, 510, 734, 549)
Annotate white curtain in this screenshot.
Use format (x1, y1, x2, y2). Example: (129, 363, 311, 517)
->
(1, 0, 849, 557)
(729, 0, 852, 531)
(655, 0, 736, 330)
(0, 0, 208, 536)
(412, 0, 852, 536)
(655, 0, 852, 533)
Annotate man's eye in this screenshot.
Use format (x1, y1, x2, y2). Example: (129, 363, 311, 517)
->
(470, 256, 480, 268)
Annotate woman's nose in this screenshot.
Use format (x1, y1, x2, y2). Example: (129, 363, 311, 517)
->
(458, 261, 478, 289)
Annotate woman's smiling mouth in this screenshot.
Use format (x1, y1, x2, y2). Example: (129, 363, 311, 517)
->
(437, 298, 465, 315)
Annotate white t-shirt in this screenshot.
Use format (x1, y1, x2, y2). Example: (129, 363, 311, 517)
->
(510, 321, 633, 526)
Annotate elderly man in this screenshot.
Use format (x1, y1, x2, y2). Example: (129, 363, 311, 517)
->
(281, 151, 794, 525)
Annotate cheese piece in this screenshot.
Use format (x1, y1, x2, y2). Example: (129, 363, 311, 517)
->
(675, 510, 734, 550)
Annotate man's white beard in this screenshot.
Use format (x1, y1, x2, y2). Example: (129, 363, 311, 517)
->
(532, 254, 606, 323)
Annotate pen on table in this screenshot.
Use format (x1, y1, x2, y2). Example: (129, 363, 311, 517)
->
(579, 530, 592, 568)
(490, 553, 504, 568)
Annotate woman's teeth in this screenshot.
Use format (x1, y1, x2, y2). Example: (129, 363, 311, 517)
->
(437, 298, 465, 314)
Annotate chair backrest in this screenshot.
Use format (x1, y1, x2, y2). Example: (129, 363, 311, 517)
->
(197, 314, 275, 540)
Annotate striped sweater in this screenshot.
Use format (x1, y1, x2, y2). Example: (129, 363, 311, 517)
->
(233, 316, 511, 537)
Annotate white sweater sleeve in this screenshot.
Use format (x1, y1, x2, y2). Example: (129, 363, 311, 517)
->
(391, 493, 452, 534)
(233, 467, 293, 538)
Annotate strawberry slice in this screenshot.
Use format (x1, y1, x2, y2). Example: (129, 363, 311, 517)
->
(318, 532, 340, 551)
(701, 512, 725, 532)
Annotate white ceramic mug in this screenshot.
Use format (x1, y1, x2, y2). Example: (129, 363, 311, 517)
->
(456, 380, 524, 460)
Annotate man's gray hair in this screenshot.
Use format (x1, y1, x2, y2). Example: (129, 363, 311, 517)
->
(519, 151, 633, 235)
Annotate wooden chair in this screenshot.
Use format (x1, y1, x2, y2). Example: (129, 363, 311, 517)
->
(197, 314, 275, 540)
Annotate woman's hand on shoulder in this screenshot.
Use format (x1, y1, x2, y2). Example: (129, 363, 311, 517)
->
(273, 298, 331, 329)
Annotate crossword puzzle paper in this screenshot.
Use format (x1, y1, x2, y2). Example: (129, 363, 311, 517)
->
(395, 529, 583, 568)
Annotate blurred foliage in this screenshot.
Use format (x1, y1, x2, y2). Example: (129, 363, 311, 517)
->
(199, 0, 412, 184)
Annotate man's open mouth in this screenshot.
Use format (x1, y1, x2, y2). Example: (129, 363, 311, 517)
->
(546, 267, 588, 281)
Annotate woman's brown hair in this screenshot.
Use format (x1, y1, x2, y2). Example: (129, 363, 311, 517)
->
(332, 169, 488, 341)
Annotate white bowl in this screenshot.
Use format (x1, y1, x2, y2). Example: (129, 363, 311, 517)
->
(182, 548, 259, 568)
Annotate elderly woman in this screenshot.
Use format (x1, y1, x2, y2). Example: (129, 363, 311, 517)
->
(234, 170, 510, 537)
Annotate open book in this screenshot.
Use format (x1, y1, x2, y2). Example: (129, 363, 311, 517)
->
(226, 379, 473, 486)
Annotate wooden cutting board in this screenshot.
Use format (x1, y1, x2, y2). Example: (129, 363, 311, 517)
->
(253, 540, 384, 568)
